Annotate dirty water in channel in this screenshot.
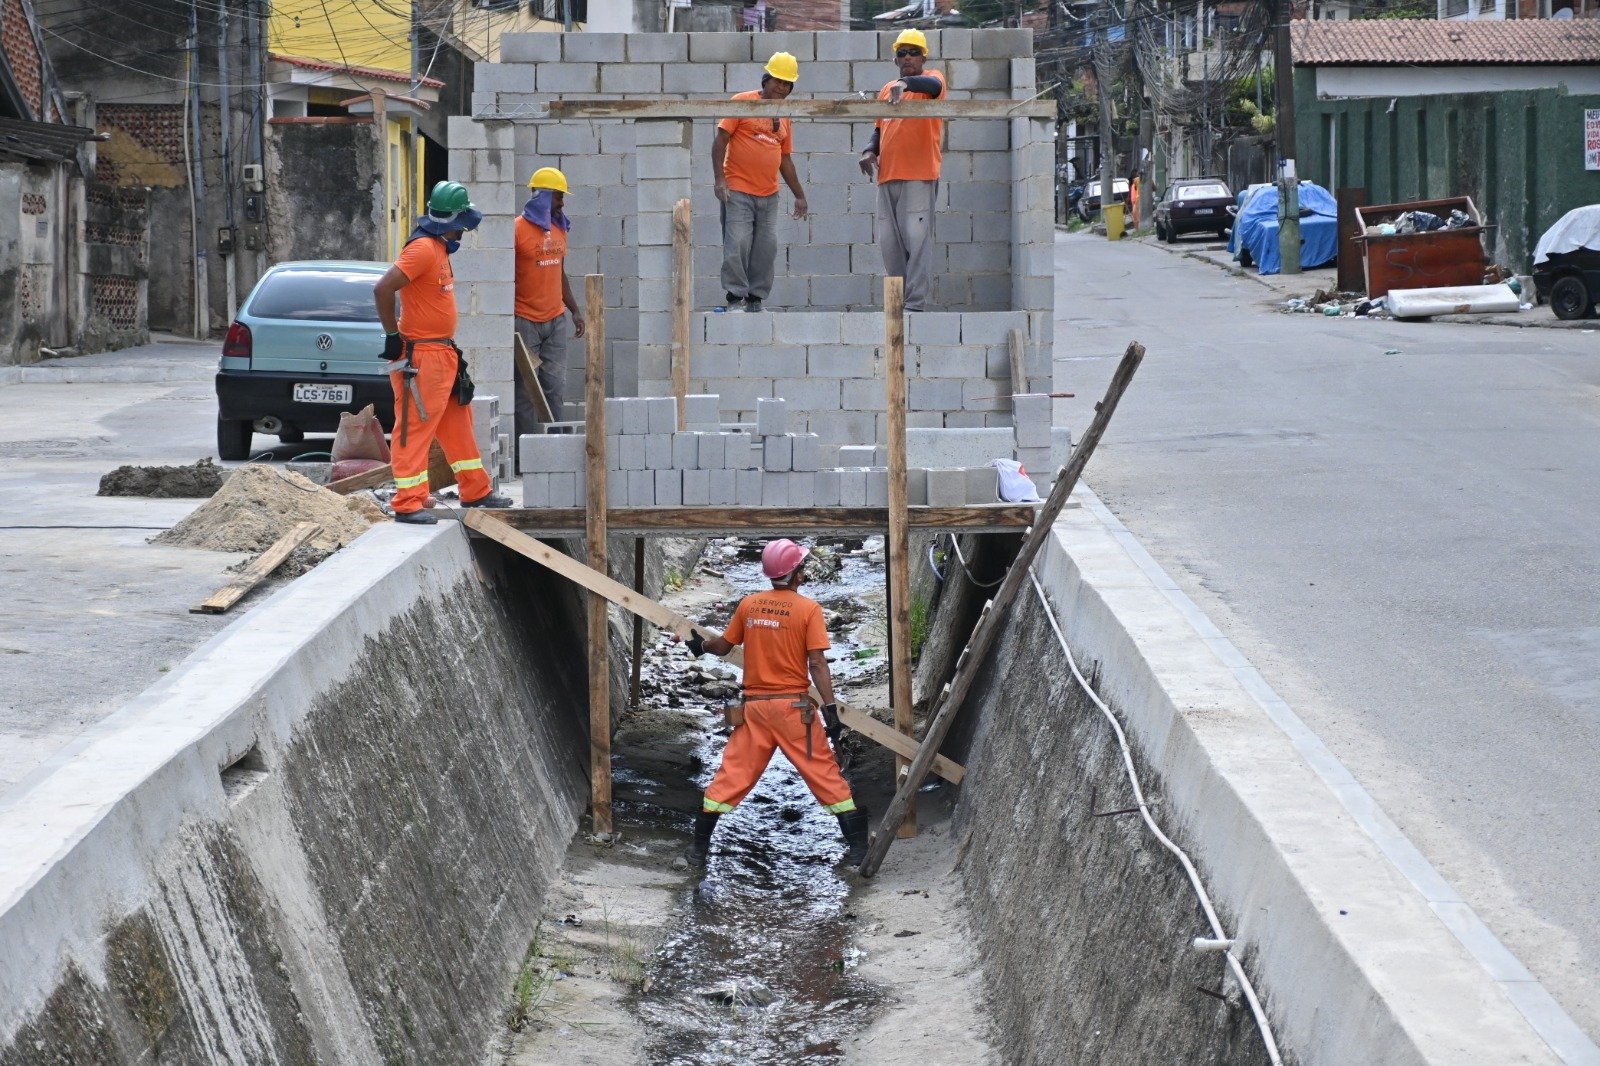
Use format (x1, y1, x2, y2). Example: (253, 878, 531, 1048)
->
(625, 538, 891, 1064)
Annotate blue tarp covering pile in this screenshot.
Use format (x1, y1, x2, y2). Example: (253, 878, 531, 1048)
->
(1231, 182, 1339, 275)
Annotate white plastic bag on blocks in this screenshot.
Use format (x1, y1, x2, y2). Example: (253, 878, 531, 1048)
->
(994, 458, 1042, 503)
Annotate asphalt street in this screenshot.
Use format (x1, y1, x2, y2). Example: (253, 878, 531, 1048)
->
(1053, 230, 1600, 1041)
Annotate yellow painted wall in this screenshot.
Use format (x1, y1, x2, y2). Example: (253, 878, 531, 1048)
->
(447, 2, 567, 63)
(270, 0, 411, 73)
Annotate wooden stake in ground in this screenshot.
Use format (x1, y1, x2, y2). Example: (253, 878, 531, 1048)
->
(585, 273, 612, 836)
(190, 522, 320, 614)
(514, 332, 556, 424)
(461, 510, 967, 785)
(671, 197, 692, 431)
(857, 341, 1147, 878)
(884, 276, 916, 838)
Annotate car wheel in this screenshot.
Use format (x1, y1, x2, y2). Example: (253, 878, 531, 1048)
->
(217, 418, 253, 461)
(1550, 275, 1593, 321)
(1239, 247, 1255, 268)
(1163, 222, 1176, 244)
(278, 428, 305, 444)
(1215, 227, 1228, 240)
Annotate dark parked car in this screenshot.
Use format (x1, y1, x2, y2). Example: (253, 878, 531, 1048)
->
(1532, 205, 1600, 320)
(1078, 178, 1130, 222)
(1155, 178, 1235, 242)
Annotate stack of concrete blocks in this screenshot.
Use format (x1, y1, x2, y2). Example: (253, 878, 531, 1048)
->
(469, 394, 510, 489)
(462, 28, 1051, 411)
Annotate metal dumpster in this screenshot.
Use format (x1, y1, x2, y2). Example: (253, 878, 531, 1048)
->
(1355, 196, 1487, 298)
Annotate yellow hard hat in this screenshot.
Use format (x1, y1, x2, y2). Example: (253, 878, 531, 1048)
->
(528, 166, 568, 193)
(892, 28, 930, 56)
(764, 51, 799, 83)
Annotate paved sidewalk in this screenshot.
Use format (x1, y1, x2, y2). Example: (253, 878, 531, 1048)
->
(0, 334, 218, 385)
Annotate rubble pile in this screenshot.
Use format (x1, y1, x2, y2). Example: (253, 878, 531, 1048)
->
(97, 459, 227, 498)
(154, 465, 378, 554)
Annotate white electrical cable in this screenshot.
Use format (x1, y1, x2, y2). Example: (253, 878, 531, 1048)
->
(1025, 563, 1284, 1066)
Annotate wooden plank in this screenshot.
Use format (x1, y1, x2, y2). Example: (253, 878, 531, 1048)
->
(541, 99, 1053, 120)
(514, 332, 555, 424)
(460, 510, 966, 784)
(857, 341, 1147, 878)
(671, 196, 692, 431)
(884, 276, 916, 838)
(490, 504, 1041, 534)
(326, 442, 457, 496)
(1008, 328, 1027, 399)
(584, 273, 612, 837)
(629, 538, 645, 712)
(190, 522, 320, 614)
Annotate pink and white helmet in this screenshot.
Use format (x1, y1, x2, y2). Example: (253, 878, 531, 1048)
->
(761, 538, 808, 581)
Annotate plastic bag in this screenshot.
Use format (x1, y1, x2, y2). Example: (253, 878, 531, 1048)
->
(993, 458, 1042, 503)
(332, 404, 390, 463)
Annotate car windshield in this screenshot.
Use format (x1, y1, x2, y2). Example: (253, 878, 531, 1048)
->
(248, 270, 381, 322)
(1176, 183, 1230, 199)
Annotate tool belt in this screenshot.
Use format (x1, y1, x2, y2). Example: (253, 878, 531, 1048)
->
(398, 337, 474, 408)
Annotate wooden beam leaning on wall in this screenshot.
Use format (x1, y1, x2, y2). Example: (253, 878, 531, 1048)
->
(856, 341, 1148, 879)
(461, 510, 967, 786)
(584, 273, 612, 838)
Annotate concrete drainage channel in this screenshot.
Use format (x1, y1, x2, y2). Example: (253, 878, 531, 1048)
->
(0, 504, 1579, 1063)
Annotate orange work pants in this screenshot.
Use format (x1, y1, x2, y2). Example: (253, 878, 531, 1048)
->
(389, 344, 491, 514)
(703, 696, 856, 814)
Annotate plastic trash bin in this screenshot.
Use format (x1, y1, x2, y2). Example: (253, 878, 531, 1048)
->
(1104, 202, 1125, 241)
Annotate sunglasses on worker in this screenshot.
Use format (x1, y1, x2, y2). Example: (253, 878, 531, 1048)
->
(895, 47, 923, 57)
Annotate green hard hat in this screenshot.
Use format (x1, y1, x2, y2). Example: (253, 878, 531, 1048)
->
(427, 180, 476, 219)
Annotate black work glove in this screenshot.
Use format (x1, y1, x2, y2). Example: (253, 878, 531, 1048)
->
(685, 631, 707, 657)
(821, 703, 841, 745)
(381, 332, 403, 361)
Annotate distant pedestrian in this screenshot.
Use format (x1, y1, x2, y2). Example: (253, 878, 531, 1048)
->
(514, 166, 585, 438)
(713, 52, 809, 313)
(677, 539, 870, 868)
(1129, 175, 1141, 231)
(858, 28, 945, 311)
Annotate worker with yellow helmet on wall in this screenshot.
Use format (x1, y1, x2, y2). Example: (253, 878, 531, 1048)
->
(859, 28, 946, 312)
(712, 52, 809, 313)
(513, 166, 586, 439)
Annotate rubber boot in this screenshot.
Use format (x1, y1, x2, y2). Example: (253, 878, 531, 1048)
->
(837, 808, 871, 868)
(686, 810, 721, 865)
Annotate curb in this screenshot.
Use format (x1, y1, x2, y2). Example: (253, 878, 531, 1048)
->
(0, 365, 214, 385)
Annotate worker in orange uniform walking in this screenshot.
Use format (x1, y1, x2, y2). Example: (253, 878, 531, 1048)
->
(858, 28, 946, 311)
(678, 539, 871, 868)
(513, 166, 585, 438)
(712, 51, 808, 313)
(373, 180, 511, 524)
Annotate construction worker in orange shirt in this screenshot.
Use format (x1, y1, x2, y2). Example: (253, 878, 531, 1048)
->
(679, 539, 871, 868)
(712, 51, 809, 313)
(858, 28, 946, 311)
(373, 180, 511, 524)
(514, 166, 586, 437)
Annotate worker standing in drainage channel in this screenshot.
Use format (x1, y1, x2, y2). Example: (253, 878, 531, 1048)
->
(374, 180, 512, 524)
(713, 51, 809, 313)
(513, 166, 585, 438)
(677, 538, 871, 868)
(859, 28, 945, 312)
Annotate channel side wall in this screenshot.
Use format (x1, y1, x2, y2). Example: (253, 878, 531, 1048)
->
(0, 525, 591, 1063)
(945, 490, 1560, 1065)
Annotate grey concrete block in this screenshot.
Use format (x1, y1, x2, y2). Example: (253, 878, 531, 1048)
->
(625, 469, 653, 506)
(1016, 446, 1051, 476)
(522, 473, 549, 508)
(945, 412, 987, 429)
(535, 63, 599, 94)
(838, 444, 878, 466)
(908, 426, 1016, 469)
(690, 32, 751, 63)
(763, 434, 793, 472)
(618, 434, 648, 471)
(628, 33, 690, 62)
(750, 30, 817, 60)
(790, 433, 821, 472)
(602, 63, 663, 94)
(519, 433, 586, 473)
(965, 465, 997, 504)
(564, 32, 627, 62)
(499, 33, 562, 63)
(773, 377, 842, 412)
(761, 473, 789, 507)
(691, 345, 741, 378)
(814, 468, 841, 507)
(971, 27, 1032, 58)
(543, 472, 574, 508)
(906, 312, 963, 345)
(709, 470, 737, 506)
(909, 379, 964, 411)
(840, 312, 885, 346)
(697, 432, 726, 470)
(840, 379, 884, 412)
(756, 397, 789, 437)
(607, 472, 627, 508)
(726, 432, 759, 470)
(915, 344, 988, 379)
(663, 64, 725, 94)
(621, 397, 651, 434)
(1052, 426, 1073, 469)
(784, 471, 815, 508)
(645, 434, 674, 469)
(808, 345, 876, 378)
(706, 311, 774, 344)
(647, 396, 677, 434)
(925, 467, 965, 507)
(839, 468, 867, 506)
(735, 468, 764, 505)
(637, 145, 692, 179)
(773, 311, 843, 346)
(906, 468, 928, 506)
(673, 432, 699, 469)
(740, 345, 807, 377)
(606, 434, 623, 470)
(654, 469, 682, 506)
(680, 468, 710, 505)
(962, 379, 1009, 412)
(817, 30, 877, 60)
(685, 393, 721, 428)
(865, 467, 889, 507)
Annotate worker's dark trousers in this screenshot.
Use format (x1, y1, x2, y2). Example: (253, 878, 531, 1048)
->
(878, 178, 938, 311)
(513, 313, 570, 438)
(720, 190, 779, 301)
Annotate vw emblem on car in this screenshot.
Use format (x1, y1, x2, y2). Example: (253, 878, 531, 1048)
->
(315, 333, 334, 351)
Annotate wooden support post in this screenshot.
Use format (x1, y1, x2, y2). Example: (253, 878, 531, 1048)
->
(884, 276, 916, 838)
(584, 273, 612, 837)
(671, 197, 692, 431)
(857, 341, 1147, 878)
(629, 537, 646, 712)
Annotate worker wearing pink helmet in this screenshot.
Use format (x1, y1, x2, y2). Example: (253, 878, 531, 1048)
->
(680, 538, 870, 868)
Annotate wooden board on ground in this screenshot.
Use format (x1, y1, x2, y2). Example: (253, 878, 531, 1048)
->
(461, 510, 966, 785)
(327, 442, 458, 496)
(514, 332, 555, 424)
(190, 522, 320, 614)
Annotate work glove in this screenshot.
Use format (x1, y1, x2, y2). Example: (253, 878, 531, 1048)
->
(381, 332, 403, 361)
(821, 702, 841, 746)
(685, 631, 707, 658)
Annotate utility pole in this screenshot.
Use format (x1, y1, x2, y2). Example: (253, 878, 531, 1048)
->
(1096, 2, 1114, 234)
(1273, 0, 1301, 274)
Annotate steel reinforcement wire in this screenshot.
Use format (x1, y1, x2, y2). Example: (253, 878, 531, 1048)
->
(1024, 563, 1285, 1066)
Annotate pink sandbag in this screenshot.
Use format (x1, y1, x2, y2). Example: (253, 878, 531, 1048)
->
(332, 405, 390, 463)
(331, 458, 388, 481)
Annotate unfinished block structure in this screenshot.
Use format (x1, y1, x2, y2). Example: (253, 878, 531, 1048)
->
(446, 28, 1056, 496)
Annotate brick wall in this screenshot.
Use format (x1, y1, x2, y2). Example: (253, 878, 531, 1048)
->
(775, 0, 846, 30)
(94, 104, 187, 186)
(1, 0, 42, 117)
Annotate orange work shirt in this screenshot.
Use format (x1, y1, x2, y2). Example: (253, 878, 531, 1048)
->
(875, 68, 946, 184)
(717, 90, 793, 198)
(394, 236, 457, 342)
(514, 216, 568, 323)
(724, 587, 829, 697)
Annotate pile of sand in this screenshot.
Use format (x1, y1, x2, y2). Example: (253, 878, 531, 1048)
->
(98, 459, 226, 498)
(154, 465, 378, 553)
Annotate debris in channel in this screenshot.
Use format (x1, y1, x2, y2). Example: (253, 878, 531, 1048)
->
(97, 458, 227, 498)
(154, 465, 376, 554)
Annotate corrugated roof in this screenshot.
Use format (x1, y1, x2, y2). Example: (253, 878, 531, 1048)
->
(1292, 18, 1600, 66)
(269, 53, 444, 90)
(0, 115, 96, 163)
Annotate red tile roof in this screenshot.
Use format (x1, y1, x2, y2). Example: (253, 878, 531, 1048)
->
(270, 53, 444, 90)
(1292, 18, 1600, 65)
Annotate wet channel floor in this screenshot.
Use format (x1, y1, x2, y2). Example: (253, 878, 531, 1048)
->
(625, 539, 890, 1064)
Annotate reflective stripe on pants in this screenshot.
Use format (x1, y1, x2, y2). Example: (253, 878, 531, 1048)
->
(702, 696, 855, 813)
(390, 344, 492, 514)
